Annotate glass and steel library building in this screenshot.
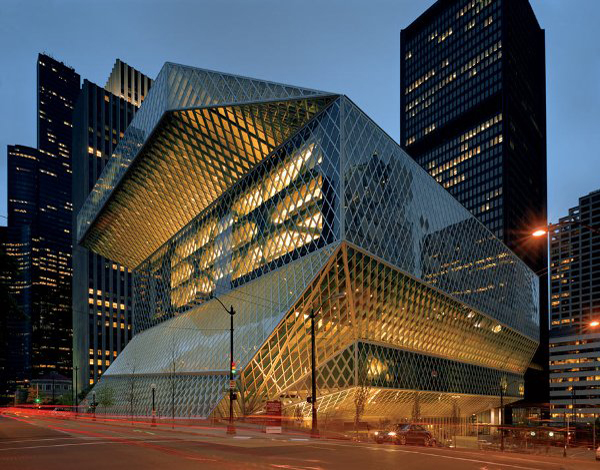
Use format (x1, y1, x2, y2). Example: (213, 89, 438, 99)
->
(77, 63, 539, 420)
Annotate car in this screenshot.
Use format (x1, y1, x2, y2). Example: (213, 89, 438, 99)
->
(373, 426, 395, 444)
(596, 445, 600, 461)
(374, 424, 435, 446)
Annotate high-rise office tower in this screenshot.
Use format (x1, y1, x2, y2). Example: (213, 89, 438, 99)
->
(72, 61, 152, 392)
(401, 0, 547, 400)
(104, 59, 152, 107)
(549, 190, 600, 422)
(0, 225, 30, 402)
(3, 55, 80, 386)
(4, 146, 38, 389)
(34, 54, 80, 377)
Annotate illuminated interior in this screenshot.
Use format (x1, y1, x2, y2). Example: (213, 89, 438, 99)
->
(81, 96, 336, 268)
(167, 143, 324, 308)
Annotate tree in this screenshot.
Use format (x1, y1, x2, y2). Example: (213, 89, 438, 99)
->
(411, 391, 421, 422)
(451, 398, 461, 445)
(167, 330, 179, 427)
(354, 365, 370, 440)
(294, 404, 304, 426)
(127, 359, 137, 423)
(236, 370, 266, 420)
(97, 386, 115, 415)
(25, 385, 43, 405)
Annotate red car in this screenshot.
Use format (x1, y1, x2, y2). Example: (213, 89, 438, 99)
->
(374, 424, 435, 446)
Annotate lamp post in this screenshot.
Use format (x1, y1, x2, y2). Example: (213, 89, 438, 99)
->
(92, 390, 96, 421)
(500, 377, 506, 452)
(308, 292, 345, 439)
(498, 377, 522, 452)
(73, 366, 78, 417)
(151, 383, 156, 427)
(212, 295, 236, 436)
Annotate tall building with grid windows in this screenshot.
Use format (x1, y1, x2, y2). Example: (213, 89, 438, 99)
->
(104, 59, 152, 107)
(72, 61, 152, 393)
(77, 63, 539, 423)
(3, 55, 79, 397)
(401, 0, 548, 401)
(0, 224, 31, 402)
(549, 190, 600, 422)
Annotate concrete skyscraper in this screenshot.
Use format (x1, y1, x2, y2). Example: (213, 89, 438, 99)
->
(549, 190, 600, 421)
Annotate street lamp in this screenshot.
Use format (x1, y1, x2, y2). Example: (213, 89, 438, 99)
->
(532, 220, 600, 239)
(212, 294, 236, 436)
(307, 292, 346, 439)
(92, 390, 96, 421)
(498, 377, 522, 452)
(500, 378, 506, 452)
(151, 383, 156, 427)
(74, 366, 78, 417)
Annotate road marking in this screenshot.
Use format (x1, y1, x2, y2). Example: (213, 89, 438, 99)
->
(307, 445, 334, 451)
(311, 442, 543, 470)
(0, 437, 86, 444)
(0, 438, 193, 452)
(233, 436, 251, 439)
(290, 438, 309, 441)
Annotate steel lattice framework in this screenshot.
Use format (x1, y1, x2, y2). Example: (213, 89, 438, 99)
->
(78, 64, 539, 420)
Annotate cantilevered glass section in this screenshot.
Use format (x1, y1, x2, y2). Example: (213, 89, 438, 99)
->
(77, 63, 334, 265)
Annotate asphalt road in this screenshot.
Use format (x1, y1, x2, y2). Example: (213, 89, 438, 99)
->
(0, 411, 597, 470)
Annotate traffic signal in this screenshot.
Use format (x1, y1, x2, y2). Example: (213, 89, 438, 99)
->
(231, 361, 237, 376)
(306, 396, 312, 404)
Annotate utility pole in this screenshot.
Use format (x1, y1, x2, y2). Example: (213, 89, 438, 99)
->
(500, 384, 504, 451)
(92, 390, 96, 421)
(564, 411, 568, 457)
(228, 304, 236, 435)
(593, 417, 596, 451)
(307, 293, 345, 439)
(310, 309, 318, 438)
(572, 387, 576, 427)
(74, 366, 78, 416)
(212, 295, 236, 436)
(151, 383, 156, 427)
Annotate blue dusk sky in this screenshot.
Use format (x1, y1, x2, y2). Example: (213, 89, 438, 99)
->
(0, 0, 599, 225)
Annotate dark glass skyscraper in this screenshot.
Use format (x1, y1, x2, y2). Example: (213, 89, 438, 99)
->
(3, 55, 80, 387)
(401, 0, 547, 400)
(72, 61, 151, 392)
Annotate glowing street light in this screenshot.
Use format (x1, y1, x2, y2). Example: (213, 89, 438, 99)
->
(532, 229, 547, 237)
(590, 321, 600, 327)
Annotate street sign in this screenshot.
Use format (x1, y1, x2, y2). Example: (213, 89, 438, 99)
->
(265, 400, 282, 434)
(229, 380, 236, 390)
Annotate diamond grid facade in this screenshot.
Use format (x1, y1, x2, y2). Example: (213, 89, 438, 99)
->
(79, 64, 539, 421)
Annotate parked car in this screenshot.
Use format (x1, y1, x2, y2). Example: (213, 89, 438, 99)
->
(373, 424, 435, 446)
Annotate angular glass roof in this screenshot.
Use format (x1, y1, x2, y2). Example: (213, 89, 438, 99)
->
(77, 63, 334, 266)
